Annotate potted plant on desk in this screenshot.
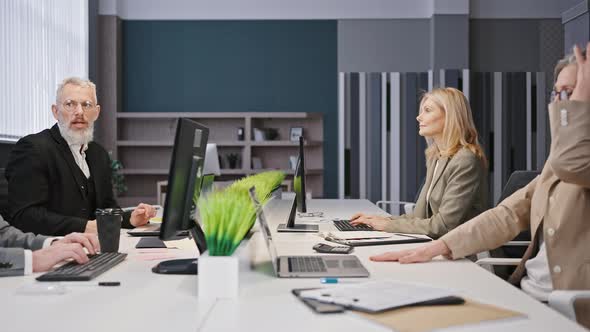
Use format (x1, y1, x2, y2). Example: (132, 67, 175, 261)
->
(197, 171, 285, 299)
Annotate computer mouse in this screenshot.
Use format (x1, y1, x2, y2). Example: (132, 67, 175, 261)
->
(16, 283, 68, 295)
(152, 258, 199, 275)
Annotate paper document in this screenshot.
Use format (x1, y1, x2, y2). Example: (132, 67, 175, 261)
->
(322, 231, 392, 240)
(164, 238, 197, 250)
(298, 281, 458, 313)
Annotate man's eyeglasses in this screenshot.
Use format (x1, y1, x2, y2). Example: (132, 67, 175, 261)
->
(550, 89, 573, 102)
(61, 99, 96, 113)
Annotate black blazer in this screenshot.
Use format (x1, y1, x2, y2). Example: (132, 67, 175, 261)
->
(5, 125, 132, 235)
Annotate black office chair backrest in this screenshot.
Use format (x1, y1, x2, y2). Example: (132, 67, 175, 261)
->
(496, 170, 541, 205)
(0, 168, 9, 219)
(497, 170, 540, 259)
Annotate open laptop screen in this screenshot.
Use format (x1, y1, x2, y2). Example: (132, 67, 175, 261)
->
(248, 187, 280, 275)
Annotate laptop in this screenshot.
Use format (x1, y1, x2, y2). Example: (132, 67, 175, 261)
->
(249, 188, 369, 278)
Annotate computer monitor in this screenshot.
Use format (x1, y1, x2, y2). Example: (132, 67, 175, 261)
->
(152, 118, 209, 275)
(277, 139, 318, 232)
(294, 136, 307, 213)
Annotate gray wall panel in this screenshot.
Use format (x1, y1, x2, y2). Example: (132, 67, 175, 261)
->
(470, 19, 540, 72)
(431, 15, 469, 70)
(338, 20, 430, 72)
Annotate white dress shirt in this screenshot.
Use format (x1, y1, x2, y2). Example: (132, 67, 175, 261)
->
(23, 237, 60, 275)
(520, 237, 553, 301)
(67, 143, 90, 179)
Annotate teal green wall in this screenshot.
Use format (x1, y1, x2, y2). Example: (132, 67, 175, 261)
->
(123, 21, 338, 197)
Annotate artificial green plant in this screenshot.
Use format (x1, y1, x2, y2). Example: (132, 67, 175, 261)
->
(198, 171, 284, 256)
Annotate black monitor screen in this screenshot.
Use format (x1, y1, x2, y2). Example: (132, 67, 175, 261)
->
(160, 118, 209, 248)
(294, 136, 307, 213)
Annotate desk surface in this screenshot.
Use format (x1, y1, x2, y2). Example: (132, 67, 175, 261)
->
(0, 199, 585, 332)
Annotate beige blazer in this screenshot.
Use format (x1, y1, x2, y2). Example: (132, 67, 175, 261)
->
(384, 147, 488, 239)
(441, 100, 590, 328)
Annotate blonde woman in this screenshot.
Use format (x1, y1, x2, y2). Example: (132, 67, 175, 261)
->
(350, 87, 488, 239)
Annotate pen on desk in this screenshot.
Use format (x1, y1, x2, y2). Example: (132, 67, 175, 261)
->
(62, 281, 121, 287)
(320, 278, 359, 284)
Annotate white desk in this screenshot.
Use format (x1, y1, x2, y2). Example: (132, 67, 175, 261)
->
(0, 199, 585, 332)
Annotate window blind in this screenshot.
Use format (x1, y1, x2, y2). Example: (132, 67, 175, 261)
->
(0, 0, 88, 141)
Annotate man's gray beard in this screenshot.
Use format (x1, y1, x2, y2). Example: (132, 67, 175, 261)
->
(57, 119, 94, 146)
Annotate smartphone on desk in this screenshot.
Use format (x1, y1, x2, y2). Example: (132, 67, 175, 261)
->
(313, 243, 353, 254)
(292, 288, 345, 314)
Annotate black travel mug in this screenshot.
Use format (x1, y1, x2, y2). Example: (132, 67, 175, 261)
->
(95, 208, 123, 252)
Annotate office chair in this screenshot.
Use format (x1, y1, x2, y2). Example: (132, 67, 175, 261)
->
(475, 170, 540, 273)
(376, 179, 425, 216)
(474, 170, 590, 324)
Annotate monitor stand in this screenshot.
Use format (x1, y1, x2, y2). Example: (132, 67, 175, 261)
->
(277, 223, 319, 233)
(151, 227, 206, 275)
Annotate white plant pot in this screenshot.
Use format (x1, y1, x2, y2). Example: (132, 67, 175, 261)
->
(198, 254, 239, 299)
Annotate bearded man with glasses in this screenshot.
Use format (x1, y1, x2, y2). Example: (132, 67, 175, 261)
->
(5, 77, 155, 236)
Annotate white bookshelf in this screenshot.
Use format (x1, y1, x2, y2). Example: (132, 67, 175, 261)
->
(113, 112, 323, 205)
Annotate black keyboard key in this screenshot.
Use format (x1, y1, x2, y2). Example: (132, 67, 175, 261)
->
(333, 220, 375, 231)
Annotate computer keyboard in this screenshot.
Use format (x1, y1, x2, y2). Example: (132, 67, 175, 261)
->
(333, 220, 375, 231)
(36, 252, 127, 281)
(288, 256, 327, 273)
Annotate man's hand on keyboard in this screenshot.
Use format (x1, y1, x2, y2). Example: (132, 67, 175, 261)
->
(32, 243, 90, 272)
(54, 233, 100, 255)
(349, 213, 389, 231)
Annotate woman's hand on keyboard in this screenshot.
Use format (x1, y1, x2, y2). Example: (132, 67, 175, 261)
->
(32, 243, 89, 272)
(369, 240, 451, 264)
(349, 213, 389, 231)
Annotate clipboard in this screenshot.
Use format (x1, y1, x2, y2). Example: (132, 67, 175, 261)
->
(297, 281, 464, 313)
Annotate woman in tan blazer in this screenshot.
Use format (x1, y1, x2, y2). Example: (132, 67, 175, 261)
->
(370, 44, 590, 328)
(350, 87, 488, 239)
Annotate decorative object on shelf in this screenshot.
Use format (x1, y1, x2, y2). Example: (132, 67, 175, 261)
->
(290, 127, 304, 141)
(226, 153, 240, 169)
(237, 127, 244, 141)
(252, 157, 263, 169)
(109, 154, 127, 196)
(253, 127, 266, 141)
(264, 128, 279, 141)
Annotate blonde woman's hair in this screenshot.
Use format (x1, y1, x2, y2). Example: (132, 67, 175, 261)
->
(420, 87, 487, 167)
(56, 77, 97, 103)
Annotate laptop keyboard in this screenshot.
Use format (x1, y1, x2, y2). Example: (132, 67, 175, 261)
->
(288, 256, 327, 273)
(333, 219, 375, 231)
(36, 252, 127, 281)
